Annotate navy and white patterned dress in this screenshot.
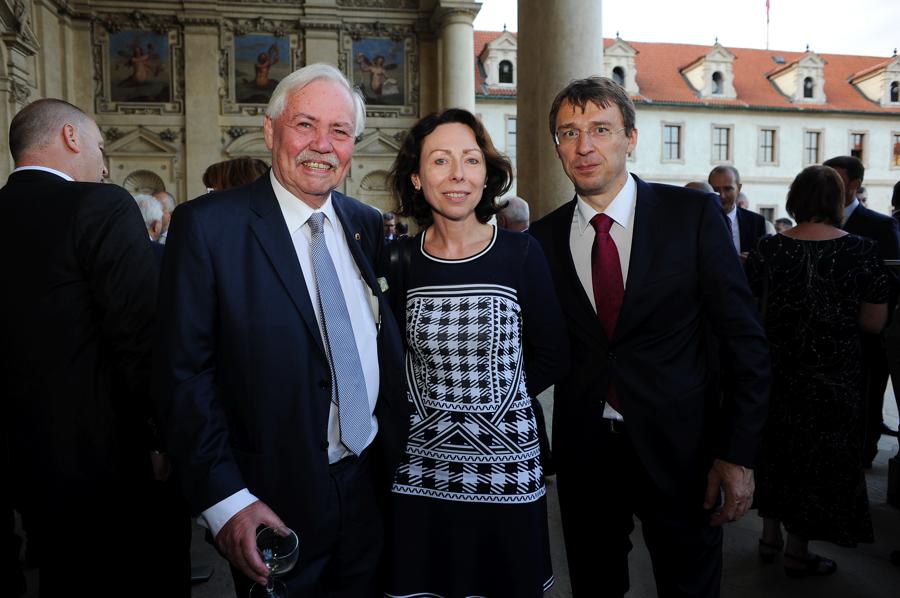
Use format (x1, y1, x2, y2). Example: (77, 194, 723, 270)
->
(384, 226, 567, 598)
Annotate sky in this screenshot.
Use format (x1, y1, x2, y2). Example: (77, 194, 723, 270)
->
(473, 0, 900, 57)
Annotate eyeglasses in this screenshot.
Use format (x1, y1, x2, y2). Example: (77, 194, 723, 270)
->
(555, 125, 627, 146)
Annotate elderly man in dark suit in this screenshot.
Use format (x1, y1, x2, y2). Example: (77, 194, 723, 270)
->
(155, 63, 408, 597)
(0, 99, 186, 596)
(530, 77, 771, 598)
(824, 156, 900, 466)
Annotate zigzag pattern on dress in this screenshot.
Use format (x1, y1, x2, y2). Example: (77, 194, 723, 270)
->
(393, 283, 545, 504)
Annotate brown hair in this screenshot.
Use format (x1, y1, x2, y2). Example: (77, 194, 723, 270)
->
(202, 157, 269, 191)
(548, 77, 636, 143)
(390, 108, 512, 227)
(785, 165, 844, 226)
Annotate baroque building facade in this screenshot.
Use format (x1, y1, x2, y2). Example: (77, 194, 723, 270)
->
(4, 1, 899, 221)
(475, 31, 900, 220)
(0, 0, 482, 211)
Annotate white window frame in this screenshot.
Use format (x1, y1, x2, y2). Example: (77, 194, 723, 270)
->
(803, 129, 823, 165)
(711, 124, 733, 164)
(661, 122, 685, 163)
(757, 126, 779, 166)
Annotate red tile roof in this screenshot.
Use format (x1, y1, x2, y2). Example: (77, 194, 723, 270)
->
(474, 31, 899, 113)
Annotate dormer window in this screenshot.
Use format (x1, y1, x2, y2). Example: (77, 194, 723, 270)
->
(712, 71, 723, 94)
(680, 42, 736, 99)
(891, 81, 899, 102)
(499, 60, 513, 84)
(612, 66, 625, 87)
(803, 77, 814, 98)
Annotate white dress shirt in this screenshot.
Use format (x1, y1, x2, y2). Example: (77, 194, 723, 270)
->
(200, 172, 380, 537)
(12, 165, 74, 181)
(725, 205, 740, 253)
(569, 173, 637, 421)
(843, 197, 860, 224)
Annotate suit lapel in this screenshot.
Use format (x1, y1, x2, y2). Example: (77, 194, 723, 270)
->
(553, 198, 604, 345)
(332, 192, 378, 292)
(615, 176, 660, 341)
(247, 178, 326, 356)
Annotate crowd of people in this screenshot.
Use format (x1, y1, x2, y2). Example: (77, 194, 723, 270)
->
(3, 62, 900, 598)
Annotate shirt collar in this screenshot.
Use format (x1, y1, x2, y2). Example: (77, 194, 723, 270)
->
(269, 170, 336, 234)
(843, 197, 860, 222)
(574, 172, 637, 233)
(12, 165, 74, 182)
(725, 205, 738, 222)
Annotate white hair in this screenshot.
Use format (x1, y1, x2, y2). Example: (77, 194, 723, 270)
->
(153, 190, 175, 213)
(134, 194, 163, 231)
(265, 63, 366, 137)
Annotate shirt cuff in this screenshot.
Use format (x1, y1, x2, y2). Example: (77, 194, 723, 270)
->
(198, 489, 259, 539)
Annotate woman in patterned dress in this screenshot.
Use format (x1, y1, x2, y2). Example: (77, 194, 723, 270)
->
(746, 165, 888, 577)
(382, 108, 569, 597)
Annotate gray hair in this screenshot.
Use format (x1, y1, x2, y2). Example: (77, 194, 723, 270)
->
(685, 181, 714, 193)
(153, 190, 175, 213)
(498, 196, 530, 225)
(9, 98, 93, 163)
(265, 63, 366, 137)
(134, 194, 163, 231)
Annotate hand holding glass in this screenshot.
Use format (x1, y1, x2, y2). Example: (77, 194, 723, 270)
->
(249, 526, 299, 597)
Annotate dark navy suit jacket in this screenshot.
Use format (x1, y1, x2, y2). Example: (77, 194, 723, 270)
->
(154, 174, 408, 556)
(530, 175, 771, 503)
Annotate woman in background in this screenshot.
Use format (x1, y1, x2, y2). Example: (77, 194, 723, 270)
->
(747, 165, 888, 577)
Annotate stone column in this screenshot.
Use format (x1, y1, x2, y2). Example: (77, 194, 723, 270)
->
(434, 0, 480, 112)
(517, 0, 604, 219)
(182, 24, 220, 201)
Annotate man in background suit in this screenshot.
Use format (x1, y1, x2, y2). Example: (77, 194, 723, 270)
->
(825, 156, 900, 466)
(155, 64, 407, 597)
(0, 99, 186, 596)
(530, 77, 770, 597)
(708, 165, 767, 259)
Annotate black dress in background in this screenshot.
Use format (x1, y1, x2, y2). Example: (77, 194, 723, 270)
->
(746, 233, 888, 545)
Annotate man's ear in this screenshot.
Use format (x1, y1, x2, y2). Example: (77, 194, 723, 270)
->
(62, 123, 80, 153)
(151, 220, 163, 238)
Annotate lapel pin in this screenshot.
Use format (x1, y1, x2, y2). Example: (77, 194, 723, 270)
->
(354, 232, 361, 241)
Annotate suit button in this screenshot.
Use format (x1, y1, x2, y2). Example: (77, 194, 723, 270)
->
(608, 352, 616, 360)
(320, 440, 329, 451)
(318, 379, 329, 390)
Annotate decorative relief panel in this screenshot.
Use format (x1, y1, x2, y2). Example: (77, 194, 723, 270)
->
(92, 11, 184, 115)
(219, 17, 302, 115)
(341, 21, 418, 118)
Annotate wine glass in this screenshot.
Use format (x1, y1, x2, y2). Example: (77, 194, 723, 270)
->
(249, 526, 299, 597)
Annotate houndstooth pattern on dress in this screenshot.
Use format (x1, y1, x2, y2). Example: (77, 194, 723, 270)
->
(392, 283, 544, 504)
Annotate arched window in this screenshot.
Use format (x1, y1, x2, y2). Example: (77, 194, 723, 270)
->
(612, 66, 625, 87)
(891, 81, 899, 103)
(803, 77, 814, 98)
(499, 60, 513, 84)
(712, 71, 723, 94)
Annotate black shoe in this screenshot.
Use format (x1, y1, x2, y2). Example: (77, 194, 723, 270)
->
(881, 422, 899, 437)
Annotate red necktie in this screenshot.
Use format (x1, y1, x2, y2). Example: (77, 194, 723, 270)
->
(590, 213, 624, 412)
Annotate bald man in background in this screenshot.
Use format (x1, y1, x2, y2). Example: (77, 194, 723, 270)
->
(0, 99, 186, 597)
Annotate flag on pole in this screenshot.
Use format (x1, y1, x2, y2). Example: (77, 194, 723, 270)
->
(766, 0, 770, 23)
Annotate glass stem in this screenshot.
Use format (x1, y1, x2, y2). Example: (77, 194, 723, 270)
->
(266, 575, 275, 594)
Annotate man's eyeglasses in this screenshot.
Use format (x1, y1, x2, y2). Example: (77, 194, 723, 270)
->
(555, 126, 627, 146)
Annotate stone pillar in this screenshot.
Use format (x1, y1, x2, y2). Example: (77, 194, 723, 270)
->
(182, 24, 220, 201)
(434, 0, 480, 112)
(517, 0, 604, 219)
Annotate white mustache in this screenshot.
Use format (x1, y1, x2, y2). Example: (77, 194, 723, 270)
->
(295, 152, 339, 168)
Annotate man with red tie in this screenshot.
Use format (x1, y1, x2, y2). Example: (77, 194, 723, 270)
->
(530, 77, 771, 598)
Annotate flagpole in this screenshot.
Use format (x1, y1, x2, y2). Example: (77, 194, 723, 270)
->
(766, 0, 770, 50)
